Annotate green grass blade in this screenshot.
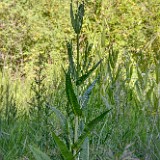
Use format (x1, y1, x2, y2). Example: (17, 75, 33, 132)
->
(114, 66, 121, 82)
(72, 109, 112, 150)
(146, 84, 154, 101)
(66, 72, 82, 116)
(29, 145, 51, 160)
(135, 81, 143, 101)
(155, 62, 160, 84)
(52, 132, 74, 160)
(108, 52, 114, 69)
(109, 51, 119, 69)
(137, 68, 143, 84)
(107, 60, 113, 81)
(129, 64, 133, 79)
(76, 59, 102, 86)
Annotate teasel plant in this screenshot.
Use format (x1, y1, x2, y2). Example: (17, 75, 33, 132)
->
(30, 1, 111, 160)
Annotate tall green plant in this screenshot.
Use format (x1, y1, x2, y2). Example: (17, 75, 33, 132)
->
(51, 1, 111, 160)
(31, 1, 111, 160)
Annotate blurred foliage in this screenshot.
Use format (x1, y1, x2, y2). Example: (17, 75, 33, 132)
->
(0, 0, 71, 72)
(0, 0, 159, 72)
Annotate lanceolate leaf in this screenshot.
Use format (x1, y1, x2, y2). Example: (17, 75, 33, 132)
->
(72, 109, 112, 150)
(50, 107, 70, 150)
(81, 76, 100, 108)
(52, 132, 74, 160)
(30, 145, 51, 160)
(66, 72, 82, 116)
(146, 84, 154, 103)
(83, 42, 93, 72)
(48, 105, 67, 130)
(114, 66, 121, 82)
(67, 41, 77, 79)
(135, 81, 142, 100)
(108, 61, 113, 81)
(108, 52, 114, 69)
(129, 64, 133, 79)
(109, 51, 119, 69)
(70, 0, 76, 32)
(78, 2, 84, 32)
(155, 63, 160, 84)
(137, 68, 143, 83)
(80, 137, 89, 160)
(76, 59, 102, 86)
(74, 13, 79, 34)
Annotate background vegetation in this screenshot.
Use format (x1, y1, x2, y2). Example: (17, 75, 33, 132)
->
(0, 0, 159, 159)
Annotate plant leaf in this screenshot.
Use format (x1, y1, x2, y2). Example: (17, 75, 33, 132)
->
(78, 2, 84, 32)
(52, 132, 74, 160)
(29, 145, 51, 160)
(129, 64, 133, 79)
(67, 41, 77, 79)
(80, 137, 89, 160)
(66, 72, 82, 116)
(49, 105, 71, 150)
(109, 51, 119, 69)
(114, 65, 121, 82)
(155, 63, 160, 84)
(135, 81, 142, 100)
(137, 68, 143, 85)
(76, 59, 102, 86)
(81, 76, 100, 108)
(74, 13, 79, 34)
(48, 105, 67, 130)
(72, 109, 112, 151)
(146, 84, 154, 99)
(108, 60, 113, 81)
(83, 42, 93, 72)
(70, 0, 76, 32)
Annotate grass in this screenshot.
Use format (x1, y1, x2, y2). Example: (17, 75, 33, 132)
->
(0, 0, 160, 160)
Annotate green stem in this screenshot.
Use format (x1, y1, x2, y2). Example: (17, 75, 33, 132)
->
(73, 116, 79, 156)
(77, 33, 80, 79)
(74, 32, 80, 159)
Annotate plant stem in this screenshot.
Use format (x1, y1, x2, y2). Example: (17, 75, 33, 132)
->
(74, 32, 80, 159)
(73, 115, 79, 156)
(77, 33, 80, 79)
